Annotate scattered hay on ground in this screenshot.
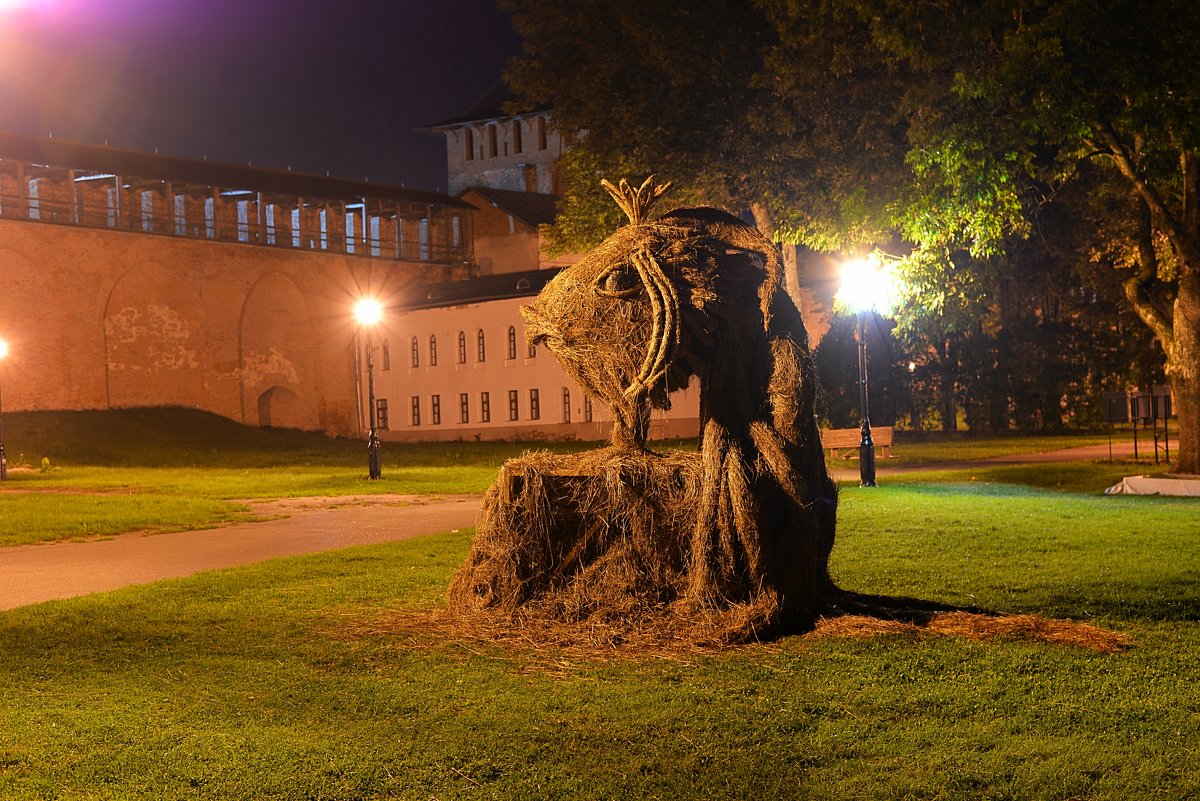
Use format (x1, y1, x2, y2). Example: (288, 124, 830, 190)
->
(328, 604, 1130, 671)
(813, 611, 1131, 653)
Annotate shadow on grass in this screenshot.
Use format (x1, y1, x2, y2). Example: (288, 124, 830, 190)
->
(811, 588, 1131, 653)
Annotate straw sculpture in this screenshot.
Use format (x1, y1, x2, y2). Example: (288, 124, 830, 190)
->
(447, 177, 838, 642)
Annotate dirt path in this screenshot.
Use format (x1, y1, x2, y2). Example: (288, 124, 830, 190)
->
(0, 494, 482, 611)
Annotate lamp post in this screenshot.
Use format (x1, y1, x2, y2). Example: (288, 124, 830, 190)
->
(854, 311, 877, 487)
(0, 338, 7, 481)
(355, 299, 383, 480)
(836, 255, 898, 487)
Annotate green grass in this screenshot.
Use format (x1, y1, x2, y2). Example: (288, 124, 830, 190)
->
(0, 408, 596, 545)
(888, 430, 1132, 465)
(0, 408, 1172, 546)
(1, 474, 1197, 799)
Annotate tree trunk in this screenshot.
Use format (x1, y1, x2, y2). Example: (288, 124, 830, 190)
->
(939, 338, 958, 432)
(1171, 273, 1200, 473)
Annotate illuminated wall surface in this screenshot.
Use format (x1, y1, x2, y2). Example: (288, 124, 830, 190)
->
(0, 134, 701, 441)
(0, 134, 468, 437)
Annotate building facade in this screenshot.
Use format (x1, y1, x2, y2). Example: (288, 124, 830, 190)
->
(367, 270, 699, 443)
(0, 132, 470, 436)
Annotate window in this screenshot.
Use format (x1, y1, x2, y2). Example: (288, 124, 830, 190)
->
(464, 128, 474, 161)
(487, 123, 498, 158)
(140, 190, 154, 232)
(529, 389, 541, 420)
(174, 195, 187, 236)
(584, 396, 593, 423)
(477, 329, 486, 362)
(345, 211, 357, 254)
(431, 394, 442, 425)
(291, 208, 301, 247)
(512, 119, 523, 153)
(528, 339, 538, 358)
(204, 196, 215, 238)
(480, 392, 491, 423)
(27, 178, 40, 220)
(265, 204, 277, 245)
(369, 215, 381, 256)
(457, 331, 467, 364)
(376, 399, 389, 431)
(381, 340, 390, 371)
(459, 393, 470, 424)
(507, 326, 517, 360)
(562, 388, 571, 423)
(429, 335, 438, 367)
(319, 207, 328, 250)
(410, 336, 420, 368)
(410, 396, 421, 426)
(508, 390, 519, 421)
(536, 116, 548, 150)
(237, 199, 250, 242)
(419, 218, 429, 260)
(451, 216, 461, 250)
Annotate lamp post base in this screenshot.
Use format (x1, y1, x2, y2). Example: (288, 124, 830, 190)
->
(367, 432, 382, 480)
(859, 418, 877, 487)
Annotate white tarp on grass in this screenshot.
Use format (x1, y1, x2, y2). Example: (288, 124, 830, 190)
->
(1105, 474, 1200, 497)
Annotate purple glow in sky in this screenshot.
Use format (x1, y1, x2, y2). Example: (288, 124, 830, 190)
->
(0, 0, 522, 191)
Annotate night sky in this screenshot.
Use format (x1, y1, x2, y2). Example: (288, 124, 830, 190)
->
(0, 0, 523, 192)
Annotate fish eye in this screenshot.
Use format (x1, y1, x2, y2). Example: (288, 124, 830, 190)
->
(597, 264, 642, 298)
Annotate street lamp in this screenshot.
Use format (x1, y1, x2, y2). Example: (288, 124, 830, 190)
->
(0, 338, 7, 480)
(355, 299, 383, 480)
(835, 254, 898, 487)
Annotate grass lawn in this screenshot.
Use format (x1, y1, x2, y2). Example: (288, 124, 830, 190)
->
(1, 459, 1197, 799)
(0, 407, 1168, 546)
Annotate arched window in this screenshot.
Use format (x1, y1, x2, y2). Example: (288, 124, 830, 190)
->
(464, 128, 474, 161)
(410, 336, 419, 368)
(477, 329, 486, 362)
(584, 396, 593, 422)
(512, 119, 523, 153)
(562, 387, 571, 423)
(486, 124, 498, 158)
(457, 331, 467, 364)
(429, 334, 438, 367)
(507, 326, 517, 360)
(381, 340, 390, 371)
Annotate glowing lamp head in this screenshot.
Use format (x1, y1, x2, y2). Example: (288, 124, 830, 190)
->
(835, 254, 900, 315)
(0, 339, 8, 360)
(355, 299, 383, 326)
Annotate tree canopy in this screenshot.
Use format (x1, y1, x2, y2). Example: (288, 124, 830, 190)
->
(504, 0, 1200, 468)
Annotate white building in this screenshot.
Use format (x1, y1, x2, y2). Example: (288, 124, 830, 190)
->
(363, 86, 701, 443)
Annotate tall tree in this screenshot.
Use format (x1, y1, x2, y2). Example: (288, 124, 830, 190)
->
(505, 0, 1198, 469)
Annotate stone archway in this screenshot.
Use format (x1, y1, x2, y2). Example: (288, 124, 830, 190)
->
(238, 272, 319, 430)
(103, 262, 203, 408)
(257, 385, 304, 429)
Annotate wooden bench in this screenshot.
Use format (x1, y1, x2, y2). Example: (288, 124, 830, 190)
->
(820, 426, 894, 460)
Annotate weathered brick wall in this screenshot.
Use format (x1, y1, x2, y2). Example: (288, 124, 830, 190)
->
(443, 114, 566, 196)
(0, 218, 424, 435)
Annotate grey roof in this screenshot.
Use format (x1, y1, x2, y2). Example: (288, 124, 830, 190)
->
(0, 131, 471, 209)
(423, 82, 548, 130)
(398, 268, 560, 311)
(463, 186, 559, 228)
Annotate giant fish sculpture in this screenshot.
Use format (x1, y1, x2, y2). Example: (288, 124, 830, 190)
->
(448, 178, 837, 641)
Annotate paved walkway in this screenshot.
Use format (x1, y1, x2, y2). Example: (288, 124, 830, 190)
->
(0, 439, 1153, 612)
(0, 494, 482, 611)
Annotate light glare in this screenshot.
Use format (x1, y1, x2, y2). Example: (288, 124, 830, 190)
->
(355, 299, 382, 325)
(0, 339, 8, 360)
(835, 255, 900, 315)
